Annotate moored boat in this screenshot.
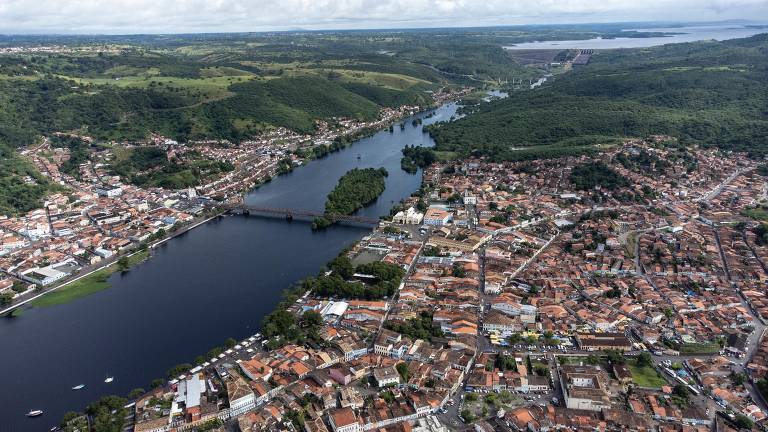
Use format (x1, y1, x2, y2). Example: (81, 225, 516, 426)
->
(26, 409, 43, 417)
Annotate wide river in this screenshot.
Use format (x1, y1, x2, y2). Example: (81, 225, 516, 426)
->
(504, 24, 767, 50)
(0, 102, 459, 431)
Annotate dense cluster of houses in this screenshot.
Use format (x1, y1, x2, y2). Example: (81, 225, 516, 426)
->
(58, 136, 768, 432)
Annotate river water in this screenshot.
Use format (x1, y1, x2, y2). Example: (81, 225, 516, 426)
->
(504, 24, 766, 50)
(0, 102, 459, 431)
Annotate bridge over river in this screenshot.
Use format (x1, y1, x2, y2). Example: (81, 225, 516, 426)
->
(225, 204, 381, 225)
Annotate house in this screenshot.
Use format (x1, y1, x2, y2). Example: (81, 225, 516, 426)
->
(239, 358, 272, 382)
(559, 365, 612, 412)
(373, 366, 401, 387)
(482, 310, 521, 334)
(423, 208, 452, 226)
(339, 387, 364, 409)
(576, 332, 632, 352)
(613, 363, 633, 386)
(329, 365, 354, 385)
(225, 374, 255, 416)
(328, 407, 361, 432)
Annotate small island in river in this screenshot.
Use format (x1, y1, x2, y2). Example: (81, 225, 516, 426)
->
(312, 167, 388, 229)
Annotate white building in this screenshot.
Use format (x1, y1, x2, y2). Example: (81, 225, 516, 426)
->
(373, 366, 401, 387)
(462, 191, 477, 205)
(20, 265, 68, 286)
(393, 207, 424, 225)
(321, 301, 349, 319)
(423, 208, 452, 226)
(96, 186, 123, 198)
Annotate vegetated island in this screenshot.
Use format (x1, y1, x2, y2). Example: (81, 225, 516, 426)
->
(312, 167, 387, 229)
(400, 145, 436, 173)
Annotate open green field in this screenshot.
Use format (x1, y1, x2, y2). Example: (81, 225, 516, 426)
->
(60, 74, 256, 101)
(29, 250, 149, 308)
(628, 359, 667, 388)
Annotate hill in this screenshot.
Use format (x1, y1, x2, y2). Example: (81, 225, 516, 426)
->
(426, 34, 768, 161)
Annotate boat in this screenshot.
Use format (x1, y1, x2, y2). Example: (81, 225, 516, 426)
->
(72, 384, 85, 390)
(104, 376, 114, 383)
(26, 410, 43, 417)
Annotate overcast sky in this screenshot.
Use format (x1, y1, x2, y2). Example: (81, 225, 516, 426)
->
(0, 0, 767, 34)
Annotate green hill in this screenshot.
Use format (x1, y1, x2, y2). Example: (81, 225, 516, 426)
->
(427, 34, 768, 161)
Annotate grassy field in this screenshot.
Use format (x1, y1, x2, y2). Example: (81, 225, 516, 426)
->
(65, 73, 254, 92)
(29, 250, 149, 308)
(628, 359, 667, 388)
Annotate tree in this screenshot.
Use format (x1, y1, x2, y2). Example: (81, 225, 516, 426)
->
(508, 333, 522, 344)
(636, 352, 653, 367)
(451, 263, 466, 278)
(329, 255, 354, 279)
(396, 362, 410, 382)
(129, 388, 145, 400)
(733, 414, 754, 429)
(167, 363, 192, 379)
(302, 310, 323, 328)
(460, 409, 475, 422)
(730, 372, 747, 386)
(673, 384, 689, 399)
(224, 337, 237, 349)
(380, 390, 395, 403)
(0, 292, 12, 306)
(604, 349, 626, 364)
(86, 395, 128, 432)
(117, 256, 130, 272)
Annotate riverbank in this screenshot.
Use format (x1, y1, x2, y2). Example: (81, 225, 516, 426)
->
(27, 249, 150, 309)
(1, 100, 461, 432)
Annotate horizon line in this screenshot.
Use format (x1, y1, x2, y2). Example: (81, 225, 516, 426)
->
(1, 18, 766, 38)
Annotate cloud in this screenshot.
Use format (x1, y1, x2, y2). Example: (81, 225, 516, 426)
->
(0, 0, 765, 34)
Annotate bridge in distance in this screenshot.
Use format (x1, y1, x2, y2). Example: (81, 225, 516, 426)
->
(225, 204, 380, 225)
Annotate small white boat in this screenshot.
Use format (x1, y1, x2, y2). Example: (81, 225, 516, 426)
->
(104, 376, 114, 383)
(72, 384, 85, 390)
(26, 409, 43, 417)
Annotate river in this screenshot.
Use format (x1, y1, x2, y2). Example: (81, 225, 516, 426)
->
(0, 102, 460, 431)
(504, 24, 766, 50)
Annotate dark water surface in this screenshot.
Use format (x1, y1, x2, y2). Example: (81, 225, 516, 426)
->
(0, 102, 459, 431)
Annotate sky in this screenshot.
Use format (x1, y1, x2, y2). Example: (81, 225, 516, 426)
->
(0, 0, 767, 34)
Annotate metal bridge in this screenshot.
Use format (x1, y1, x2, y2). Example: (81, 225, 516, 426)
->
(225, 204, 380, 225)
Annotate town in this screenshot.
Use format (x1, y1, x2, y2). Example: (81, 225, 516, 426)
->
(0, 89, 471, 314)
(53, 137, 767, 432)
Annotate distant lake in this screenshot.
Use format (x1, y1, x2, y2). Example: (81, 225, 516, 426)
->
(504, 24, 767, 50)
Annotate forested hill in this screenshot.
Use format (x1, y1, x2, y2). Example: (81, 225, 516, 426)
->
(427, 33, 768, 161)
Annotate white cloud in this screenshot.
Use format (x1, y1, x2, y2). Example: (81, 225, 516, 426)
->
(0, 0, 765, 33)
